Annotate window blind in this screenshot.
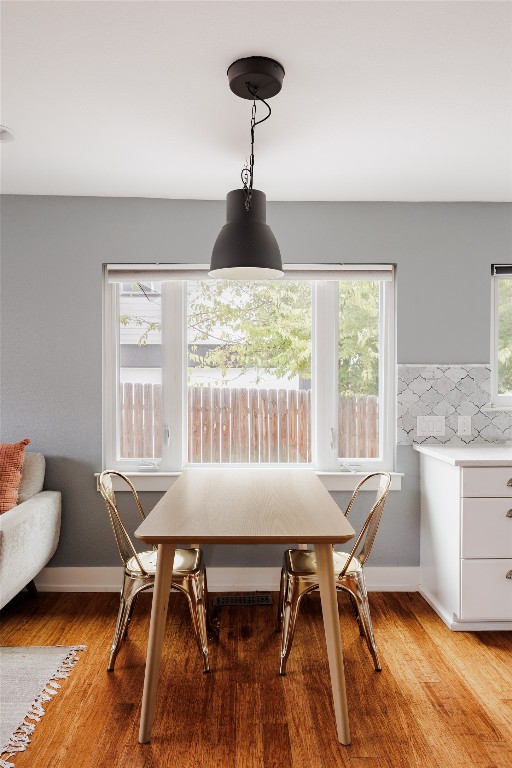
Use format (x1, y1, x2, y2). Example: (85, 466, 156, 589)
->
(106, 263, 394, 283)
(492, 264, 512, 276)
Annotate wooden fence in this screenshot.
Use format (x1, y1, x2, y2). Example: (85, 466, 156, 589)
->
(120, 384, 378, 462)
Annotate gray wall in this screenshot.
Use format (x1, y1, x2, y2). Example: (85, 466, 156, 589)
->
(1, 196, 511, 568)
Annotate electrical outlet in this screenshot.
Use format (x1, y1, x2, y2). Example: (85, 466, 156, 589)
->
(416, 415, 446, 437)
(458, 415, 472, 436)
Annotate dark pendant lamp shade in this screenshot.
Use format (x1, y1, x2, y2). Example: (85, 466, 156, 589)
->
(209, 189, 283, 279)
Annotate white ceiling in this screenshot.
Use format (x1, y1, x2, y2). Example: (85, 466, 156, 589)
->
(1, 0, 511, 201)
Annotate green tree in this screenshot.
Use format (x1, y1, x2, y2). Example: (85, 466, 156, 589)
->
(498, 278, 512, 393)
(119, 279, 381, 395)
(188, 280, 312, 383)
(187, 280, 380, 395)
(119, 314, 160, 346)
(338, 281, 379, 396)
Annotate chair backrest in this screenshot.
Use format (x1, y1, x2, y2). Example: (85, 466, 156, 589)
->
(339, 472, 391, 576)
(98, 471, 148, 574)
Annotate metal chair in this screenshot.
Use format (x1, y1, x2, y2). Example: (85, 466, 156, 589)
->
(276, 471, 391, 675)
(98, 470, 209, 673)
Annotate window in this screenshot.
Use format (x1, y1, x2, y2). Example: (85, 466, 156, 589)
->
(491, 265, 512, 406)
(104, 264, 395, 472)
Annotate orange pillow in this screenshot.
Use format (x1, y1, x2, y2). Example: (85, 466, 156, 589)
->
(0, 438, 30, 513)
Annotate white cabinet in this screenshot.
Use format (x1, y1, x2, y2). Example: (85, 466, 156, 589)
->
(415, 445, 512, 631)
(461, 499, 512, 558)
(461, 467, 512, 498)
(460, 559, 512, 620)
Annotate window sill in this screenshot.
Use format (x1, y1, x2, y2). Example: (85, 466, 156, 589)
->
(95, 470, 402, 493)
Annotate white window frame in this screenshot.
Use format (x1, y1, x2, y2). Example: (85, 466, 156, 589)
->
(103, 264, 396, 473)
(490, 266, 512, 407)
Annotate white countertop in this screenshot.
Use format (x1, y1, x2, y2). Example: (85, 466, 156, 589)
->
(413, 443, 512, 466)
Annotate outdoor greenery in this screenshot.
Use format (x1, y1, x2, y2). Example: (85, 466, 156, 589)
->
(187, 280, 379, 395)
(120, 279, 380, 396)
(498, 278, 512, 394)
(338, 281, 379, 396)
(119, 314, 160, 346)
(187, 280, 312, 383)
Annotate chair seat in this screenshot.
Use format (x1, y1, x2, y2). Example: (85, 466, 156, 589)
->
(126, 547, 201, 577)
(285, 548, 362, 577)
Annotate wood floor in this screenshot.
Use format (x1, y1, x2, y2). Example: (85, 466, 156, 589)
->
(1, 590, 511, 768)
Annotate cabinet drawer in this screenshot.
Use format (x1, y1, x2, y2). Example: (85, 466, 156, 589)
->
(461, 499, 512, 558)
(461, 467, 512, 498)
(460, 559, 512, 620)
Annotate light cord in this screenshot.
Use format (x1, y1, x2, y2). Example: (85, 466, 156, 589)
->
(240, 83, 272, 211)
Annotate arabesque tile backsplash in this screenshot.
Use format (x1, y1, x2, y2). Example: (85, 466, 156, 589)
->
(397, 364, 512, 445)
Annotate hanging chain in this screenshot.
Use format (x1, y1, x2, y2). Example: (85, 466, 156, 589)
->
(241, 83, 272, 212)
(240, 98, 257, 211)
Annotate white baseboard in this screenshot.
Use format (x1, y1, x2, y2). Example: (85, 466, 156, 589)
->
(35, 566, 419, 593)
(418, 587, 512, 631)
(362, 567, 418, 591)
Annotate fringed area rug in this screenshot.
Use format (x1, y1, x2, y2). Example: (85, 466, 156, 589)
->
(0, 646, 86, 768)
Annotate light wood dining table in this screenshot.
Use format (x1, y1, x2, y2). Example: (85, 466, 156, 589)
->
(134, 467, 355, 745)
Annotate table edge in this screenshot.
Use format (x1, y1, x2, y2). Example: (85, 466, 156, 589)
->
(135, 534, 355, 544)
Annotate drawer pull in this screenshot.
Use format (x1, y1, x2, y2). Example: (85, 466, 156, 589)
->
(508, 509, 512, 518)
(508, 478, 512, 487)
(507, 571, 512, 580)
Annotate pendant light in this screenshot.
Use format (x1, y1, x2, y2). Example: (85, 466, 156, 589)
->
(209, 56, 285, 279)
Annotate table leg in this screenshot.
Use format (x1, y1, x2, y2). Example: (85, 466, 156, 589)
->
(138, 542, 176, 743)
(314, 543, 351, 745)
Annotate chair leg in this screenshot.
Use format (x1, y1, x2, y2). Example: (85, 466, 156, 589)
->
(197, 570, 210, 672)
(350, 575, 381, 672)
(108, 595, 128, 671)
(279, 577, 306, 675)
(183, 575, 210, 673)
(124, 592, 139, 638)
(203, 570, 220, 640)
(108, 574, 141, 671)
(347, 591, 364, 637)
(275, 566, 287, 632)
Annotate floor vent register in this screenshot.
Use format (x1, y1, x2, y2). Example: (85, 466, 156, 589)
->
(212, 593, 273, 607)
